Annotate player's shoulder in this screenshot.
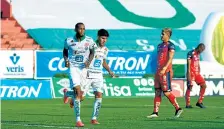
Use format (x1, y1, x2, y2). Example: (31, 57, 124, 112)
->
(65, 37, 74, 43)
(168, 41, 175, 47)
(188, 49, 195, 55)
(168, 41, 175, 49)
(104, 46, 109, 52)
(85, 35, 94, 42)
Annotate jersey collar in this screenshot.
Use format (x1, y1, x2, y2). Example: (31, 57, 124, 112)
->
(74, 34, 86, 42)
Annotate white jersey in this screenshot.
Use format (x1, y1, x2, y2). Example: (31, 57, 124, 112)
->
(85, 44, 108, 79)
(89, 44, 108, 71)
(64, 35, 95, 69)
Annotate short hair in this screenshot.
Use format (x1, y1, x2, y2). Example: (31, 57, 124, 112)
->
(97, 29, 109, 37)
(162, 28, 172, 37)
(75, 22, 84, 29)
(197, 43, 205, 48)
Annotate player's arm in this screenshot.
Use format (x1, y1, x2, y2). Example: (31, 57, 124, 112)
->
(163, 44, 175, 70)
(103, 59, 114, 77)
(187, 59, 191, 81)
(63, 39, 69, 67)
(187, 51, 192, 80)
(85, 40, 95, 67)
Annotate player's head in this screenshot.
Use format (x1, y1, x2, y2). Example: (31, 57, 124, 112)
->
(97, 29, 109, 47)
(196, 43, 205, 54)
(75, 22, 85, 37)
(161, 28, 172, 42)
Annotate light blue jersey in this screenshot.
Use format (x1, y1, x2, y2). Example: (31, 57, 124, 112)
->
(89, 45, 108, 71)
(64, 35, 96, 69)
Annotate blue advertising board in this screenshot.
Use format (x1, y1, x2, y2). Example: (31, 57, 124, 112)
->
(35, 51, 156, 79)
(0, 79, 52, 100)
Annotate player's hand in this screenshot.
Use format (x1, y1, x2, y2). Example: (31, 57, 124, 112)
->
(84, 61, 90, 68)
(159, 68, 166, 75)
(109, 71, 115, 78)
(65, 60, 70, 68)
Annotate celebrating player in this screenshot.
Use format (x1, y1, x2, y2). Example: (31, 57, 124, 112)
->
(147, 28, 183, 118)
(63, 22, 95, 127)
(69, 29, 115, 125)
(185, 43, 206, 108)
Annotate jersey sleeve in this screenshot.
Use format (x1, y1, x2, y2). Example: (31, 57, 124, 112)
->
(168, 43, 175, 52)
(64, 39, 69, 49)
(104, 48, 109, 59)
(89, 39, 97, 50)
(187, 51, 193, 60)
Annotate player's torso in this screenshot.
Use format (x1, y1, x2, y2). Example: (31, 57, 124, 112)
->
(89, 46, 108, 71)
(67, 36, 93, 68)
(190, 51, 200, 74)
(157, 43, 172, 72)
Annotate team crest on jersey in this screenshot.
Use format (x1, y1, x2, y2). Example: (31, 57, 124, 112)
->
(163, 75, 166, 81)
(84, 42, 89, 47)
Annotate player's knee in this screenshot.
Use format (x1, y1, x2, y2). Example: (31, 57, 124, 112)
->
(163, 91, 170, 96)
(155, 88, 161, 96)
(187, 85, 193, 90)
(200, 84, 207, 89)
(73, 86, 81, 96)
(94, 91, 102, 98)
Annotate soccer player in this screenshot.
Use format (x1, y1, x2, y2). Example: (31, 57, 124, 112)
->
(63, 22, 95, 127)
(147, 28, 183, 118)
(69, 29, 115, 125)
(185, 43, 206, 108)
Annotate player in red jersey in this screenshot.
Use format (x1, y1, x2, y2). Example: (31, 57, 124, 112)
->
(147, 28, 183, 118)
(185, 43, 206, 108)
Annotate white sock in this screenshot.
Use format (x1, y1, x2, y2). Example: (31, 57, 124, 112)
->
(66, 90, 75, 97)
(92, 98, 102, 120)
(74, 99, 81, 122)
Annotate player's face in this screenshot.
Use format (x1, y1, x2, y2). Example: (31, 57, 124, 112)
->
(98, 36, 108, 46)
(75, 24, 85, 36)
(161, 31, 169, 42)
(198, 45, 205, 54)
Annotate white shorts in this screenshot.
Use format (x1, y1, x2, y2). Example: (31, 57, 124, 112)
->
(82, 69, 104, 94)
(69, 67, 87, 89)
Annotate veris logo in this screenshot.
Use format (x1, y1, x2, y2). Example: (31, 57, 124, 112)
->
(10, 53, 20, 64)
(6, 53, 24, 72)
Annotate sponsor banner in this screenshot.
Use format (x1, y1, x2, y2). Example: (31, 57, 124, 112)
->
(184, 79, 224, 96)
(0, 50, 34, 78)
(0, 79, 52, 100)
(52, 77, 155, 98)
(35, 51, 156, 79)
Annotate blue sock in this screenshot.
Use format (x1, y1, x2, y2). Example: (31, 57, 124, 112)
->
(74, 99, 81, 122)
(92, 98, 102, 120)
(66, 90, 75, 97)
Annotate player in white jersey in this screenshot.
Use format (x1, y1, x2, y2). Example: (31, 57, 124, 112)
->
(63, 22, 95, 127)
(69, 29, 115, 125)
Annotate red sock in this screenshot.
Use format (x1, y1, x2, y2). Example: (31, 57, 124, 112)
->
(185, 89, 191, 106)
(153, 96, 161, 113)
(198, 87, 206, 103)
(166, 93, 180, 110)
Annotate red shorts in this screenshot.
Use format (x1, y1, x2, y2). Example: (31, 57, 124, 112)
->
(187, 73, 205, 86)
(154, 71, 173, 91)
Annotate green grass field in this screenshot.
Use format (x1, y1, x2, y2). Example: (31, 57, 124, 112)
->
(1, 96, 224, 129)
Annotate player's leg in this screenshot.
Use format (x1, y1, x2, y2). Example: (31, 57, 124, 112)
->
(69, 68, 84, 127)
(185, 80, 193, 108)
(147, 74, 161, 118)
(162, 72, 183, 117)
(195, 75, 206, 108)
(91, 79, 103, 124)
(63, 80, 76, 104)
